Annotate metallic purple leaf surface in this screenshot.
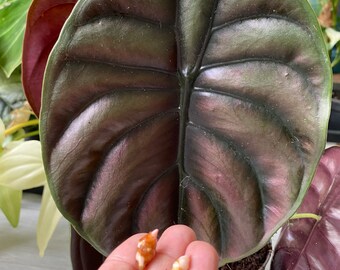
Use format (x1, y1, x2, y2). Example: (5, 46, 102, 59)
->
(272, 146, 340, 270)
(40, 0, 332, 263)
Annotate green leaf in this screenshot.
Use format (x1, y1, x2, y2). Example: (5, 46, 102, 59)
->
(0, 0, 32, 77)
(0, 184, 22, 227)
(37, 184, 62, 257)
(0, 65, 21, 86)
(0, 140, 46, 190)
(308, 0, 323, 15)
(332, 44, 340, 67)
(41, 0, 332, 263)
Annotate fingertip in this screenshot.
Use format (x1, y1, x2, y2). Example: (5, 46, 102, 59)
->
(146, 225, 196, 269)
(161, 224, 196, 241)
(99, 233, 145, 270)
(156, 224, 197, 254)
(185, 241, 219, 270)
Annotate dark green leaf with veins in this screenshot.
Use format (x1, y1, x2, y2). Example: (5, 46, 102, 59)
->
(40, 0, 331, 264)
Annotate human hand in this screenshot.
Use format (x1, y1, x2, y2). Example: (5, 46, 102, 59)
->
(99, 225, 219, 270)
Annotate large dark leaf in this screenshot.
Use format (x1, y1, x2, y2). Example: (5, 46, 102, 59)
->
(271, 146, 340, 269)
(22, 0, 76, 116)
(70, 227, 104, 270)
(40, 0, 332, 263)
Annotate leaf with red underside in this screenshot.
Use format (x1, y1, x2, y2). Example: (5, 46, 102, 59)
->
(271, 146, 340, 270)
(22, 0, 77, 116)
(70, 228, 104, 270)
(40, 0, 332, 264)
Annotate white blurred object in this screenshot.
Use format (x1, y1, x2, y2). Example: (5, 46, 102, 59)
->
(0, 193, 71, 270)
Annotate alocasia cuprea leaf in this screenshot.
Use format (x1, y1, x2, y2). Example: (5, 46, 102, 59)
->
(70, 229, 104, 270)
(271, 146, 340, 269)
(22, 0, 77, 116)
(40, 0, 332, 263)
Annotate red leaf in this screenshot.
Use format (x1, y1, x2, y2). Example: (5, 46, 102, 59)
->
(272, 146, 340, 269)
(22, 0, 77, 116)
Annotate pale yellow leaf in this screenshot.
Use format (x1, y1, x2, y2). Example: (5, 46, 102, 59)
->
(37, 184, 62, 256)
(0, 140, 46, 189)
(325, 27, 340, 49)
(0, 184, 22, 227)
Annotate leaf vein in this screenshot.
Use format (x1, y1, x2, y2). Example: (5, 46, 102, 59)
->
(212, 14, 310, 34)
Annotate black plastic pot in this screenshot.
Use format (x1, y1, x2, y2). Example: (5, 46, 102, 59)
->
(219, 243, 272, 270)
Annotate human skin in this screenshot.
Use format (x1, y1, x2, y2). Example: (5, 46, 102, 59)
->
(99, 225, 219, 270)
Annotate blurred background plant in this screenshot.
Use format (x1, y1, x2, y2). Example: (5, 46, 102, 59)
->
(308, 1, 340, 143)
(0, 0, 61, 256)
(309, 0, 340, 68)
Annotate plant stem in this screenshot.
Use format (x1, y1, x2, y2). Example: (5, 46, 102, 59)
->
(15, 130, 40, 140)
(290, 213, 321, 222)
(4, 119, 39, 137)
(332, 0, 339, 27)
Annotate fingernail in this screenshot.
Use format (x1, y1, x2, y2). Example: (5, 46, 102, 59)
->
(150, 228, 158, 239)
(172, 255, 190, 270)
(136, 229, 158, 270)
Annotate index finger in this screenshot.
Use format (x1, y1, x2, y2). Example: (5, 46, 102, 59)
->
(99, 233, 145, 270)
